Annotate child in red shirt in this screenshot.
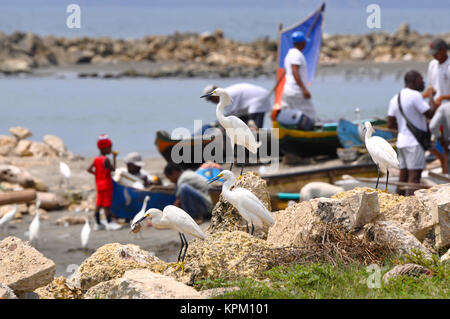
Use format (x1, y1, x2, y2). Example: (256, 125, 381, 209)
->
(87, 134, 118, 229)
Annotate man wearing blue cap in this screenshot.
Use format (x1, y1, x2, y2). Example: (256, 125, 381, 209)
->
(280, 31, 317, 126)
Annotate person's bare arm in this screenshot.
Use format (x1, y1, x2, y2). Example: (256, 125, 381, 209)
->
(87, 163, 95, 175)
(387, 116, 397, 131)
(104, 157, 115, 172)
(292, 64, 310, 99)
(435, 94, 450, 107)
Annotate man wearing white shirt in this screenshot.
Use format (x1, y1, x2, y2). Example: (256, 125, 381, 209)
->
(280, 31, 317, 122)
(387, 70, 436, 195)
(202, 83, 271, 128)
(426, 38, 450, 107)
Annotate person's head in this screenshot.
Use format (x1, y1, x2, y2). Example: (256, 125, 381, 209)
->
(97, 134, 112, 155)
(404, 70, 425, 92)
(201, 84, 219, 104)
(291, 31, 309, 51)
(429, 38, 448, 64)
(163, 163, 183, 184)
(124, 152, 144, 175)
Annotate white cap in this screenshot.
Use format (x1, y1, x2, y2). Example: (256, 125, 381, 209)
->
(124, 152, 144, 167)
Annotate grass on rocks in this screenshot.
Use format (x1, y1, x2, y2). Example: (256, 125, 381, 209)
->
(195, 253, 450, 299)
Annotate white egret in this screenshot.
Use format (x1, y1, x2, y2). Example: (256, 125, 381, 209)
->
(300, 182, 344, 201)
(59, 161, 71, 187)
(200, 88, 262, 176)
(81, 208, 91, 253)
(364, 121, 399, 191)
(207, 170, 274, 234)
(0, 204, 18, 235)
(130, 195, 150, 239)
(355, 107, 365, 143)
(131, 205, 205, 272)
(29, 199, 41, 247)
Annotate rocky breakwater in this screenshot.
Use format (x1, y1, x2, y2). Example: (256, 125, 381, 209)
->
(1, 23, 448, 77)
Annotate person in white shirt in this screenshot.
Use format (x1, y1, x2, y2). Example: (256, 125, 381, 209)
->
(280, 31, 317, 122)
(387, 70, 436, 195)
(429, 102, 450, 174)
(202, 83, 271, 128)
(426, 38, 450, 107)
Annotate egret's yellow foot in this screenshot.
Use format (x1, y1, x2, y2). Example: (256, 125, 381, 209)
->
(237, 175, 242, 180)
(382, 188, 389, 193)
(169, 261, 185, 274)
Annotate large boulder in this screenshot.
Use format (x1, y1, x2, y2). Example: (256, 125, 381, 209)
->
(13, 140, 33, 157)
(0, 283, 18, 299)
(0, 236, 55, 294)
(363, 221, 432, 259)
(0, 135, 18, 156)
(383, 263, 432, 284)
(0, 58, 32, 73)
(435, 203, 450, 249)
(0, 164, 35, 188)
(208, 171, 271, 239)
(43, 135, 66, 156)
(441, 248, 450, 263)
(66, 243, 167, 292)
(29, 142, 57, 158)
(9, 126, 32, 140)
(84, 269, 203, 299)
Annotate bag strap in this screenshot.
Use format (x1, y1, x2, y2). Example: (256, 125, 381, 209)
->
(397, 91, 421, 132)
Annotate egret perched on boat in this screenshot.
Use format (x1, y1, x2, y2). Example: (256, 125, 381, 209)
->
(29, 200, 41, 247)
(0, 204, 17, 235)
(200, 88, 262, 176)
(131, 205, 205, 273)
(364, 121, 399, 191)
(130, 195, 150, 239)
(207, 170, 274, 234)
(59, 161, 71, 187)
(81, 208, 91, 253)
(355, 107, 365, 143)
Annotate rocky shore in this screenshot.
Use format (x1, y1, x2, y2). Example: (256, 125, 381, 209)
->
(0, 23, 448, 78)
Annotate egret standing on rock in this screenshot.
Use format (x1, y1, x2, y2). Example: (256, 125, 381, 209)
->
(364, 121, 399, 191)
(29, 199, 41, 247)
(208, 170, 274, 234)
(200, 88, 262, 176)
(131, 205, 206, 273)
(81, 208, 91, 253)
(130, 195, 150, 239)
(0, 204, 17, 236)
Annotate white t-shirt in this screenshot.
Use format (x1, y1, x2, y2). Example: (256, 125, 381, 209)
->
(388, 88, 430, 148)
(427, 57, 450, 98)
(223, 83, 271, 117)
(283, 48, 309, 94)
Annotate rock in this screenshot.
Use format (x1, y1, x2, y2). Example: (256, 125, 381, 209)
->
(29, 142, 57, 158)
(0, 164, 35, 188)
(13, 140, 33, 157)
(43, 135, 66, 155)
(435, 203, 450, 249)
(199, 287, 240, 299)
(67, 243, 167, 292)
(184, 231, 275, 281)
(441, 249, 450, 263)
(268, 189, 379, 247)
(0, 135, 18, 156)
(383, 263, 432, 284)
(0, 283, 18, 299)
(9, 126, 32, 140)
(0, 58, 32, 73)
(350, 47, 366, 60)
(84, 269, 203, 299)
(55, 215, 85, 226)
(208, 171, 271, 239)
(0, 236, 55, 294)
(363, 221, 432, 259)
(34, 276, 82, 299)
(36, 192, 64, 211)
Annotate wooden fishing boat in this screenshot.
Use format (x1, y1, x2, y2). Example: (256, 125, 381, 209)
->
(337, 118, 395, 149)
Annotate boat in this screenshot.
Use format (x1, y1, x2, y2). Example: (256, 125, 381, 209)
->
(337, 118, 395, 149)
(110, 180, 176, 219)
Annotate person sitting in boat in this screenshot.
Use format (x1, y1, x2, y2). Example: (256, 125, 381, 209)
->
(116, 152, 161, 188)
(201, 83, 272, 128)
(278, 31, 316, 131)
(163, 162, 212, 224)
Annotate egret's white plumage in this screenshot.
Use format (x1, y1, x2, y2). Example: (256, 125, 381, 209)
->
(0, 204, 18, 235)
(364, 121, 399, 190)
(29, 200, 41, 246)
(202, 88, 262, 154)
(355, 108, 365, 143)
(81, 208, 91, 249)
(130, 195, 150, 238)
(59, 161, 71, 179)
(300, 182, 344, 201)
(209, 170, 274, 233)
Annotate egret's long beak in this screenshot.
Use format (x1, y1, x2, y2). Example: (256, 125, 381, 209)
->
(200, 92, 213, 98)
(207, 173, 223, 184)
(133, 213, 150, 225)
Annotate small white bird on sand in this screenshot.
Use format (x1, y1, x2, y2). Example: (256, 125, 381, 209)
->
(131, 205, 205, 273)
(0, 204, 18, 235)
(364, 121, 399, 191)
(207, 170, 274, 234)
(81, 208, 91, 253)
(130, 195, 150, 239)
(29, 200, 41, 247)
(59, 161, 71, 187)
(201, 88, 262, 176)
(300, 182, 344, 201)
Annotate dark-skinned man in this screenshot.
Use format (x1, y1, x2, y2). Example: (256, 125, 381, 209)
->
(387, 70, 436, 195)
